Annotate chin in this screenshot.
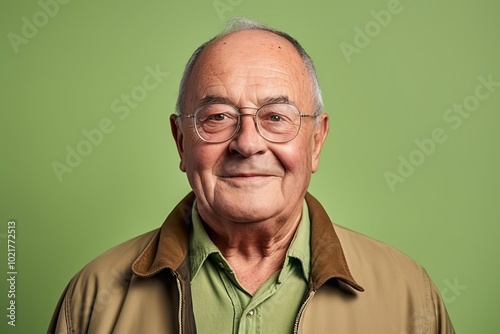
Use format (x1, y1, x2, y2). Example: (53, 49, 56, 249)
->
(213, 189, 283, 222)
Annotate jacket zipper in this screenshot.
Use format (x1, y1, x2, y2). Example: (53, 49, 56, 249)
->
(293, 290, 315, 334)
(174, 273, 184, 334)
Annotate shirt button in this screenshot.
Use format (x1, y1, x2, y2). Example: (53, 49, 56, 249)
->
(218, 261, 224, 269)
(247, 310, 255, 317)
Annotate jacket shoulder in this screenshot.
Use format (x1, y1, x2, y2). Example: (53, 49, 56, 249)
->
(77, 229, 159, 278)
(48, 229, 160, 333)
(332, 223, 435, 306)
(333, 223, 423, 276)
(303, 224, 455, 333)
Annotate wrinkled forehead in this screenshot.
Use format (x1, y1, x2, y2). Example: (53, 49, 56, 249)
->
(186, 30, 312, 108)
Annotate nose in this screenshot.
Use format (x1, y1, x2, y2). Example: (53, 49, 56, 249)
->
(228, 113, 268, 157)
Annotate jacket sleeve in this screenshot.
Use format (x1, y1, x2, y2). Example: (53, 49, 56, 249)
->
(47, 283, 71, 334)
(427, 272, 455, 334)
(47, 275, 94, 334)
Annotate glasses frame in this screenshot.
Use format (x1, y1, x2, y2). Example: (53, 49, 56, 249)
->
(180, 102, 317, 143)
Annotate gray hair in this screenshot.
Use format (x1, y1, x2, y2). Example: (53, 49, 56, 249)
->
(175, 18, 324, 116)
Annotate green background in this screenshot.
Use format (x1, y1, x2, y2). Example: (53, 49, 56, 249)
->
(1, 0, 499, 332)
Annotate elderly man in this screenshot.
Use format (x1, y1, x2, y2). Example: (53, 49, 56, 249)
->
(49, 18, 454, 333)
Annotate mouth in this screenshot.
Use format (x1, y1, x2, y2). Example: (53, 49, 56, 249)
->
(215, 160, 284, 184)
(221, 173, 273, 180)
(219, 173, 276, 185)
(227, 173, 271, 178)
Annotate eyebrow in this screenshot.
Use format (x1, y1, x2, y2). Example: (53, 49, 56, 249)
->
(199, 95, 232, 105)
(198, 95, 291, 107)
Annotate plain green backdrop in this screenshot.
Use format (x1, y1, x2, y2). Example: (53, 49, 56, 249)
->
(1, 0, 499, 332)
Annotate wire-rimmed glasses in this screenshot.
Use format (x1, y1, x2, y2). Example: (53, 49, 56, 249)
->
(180, 103, 316, 143)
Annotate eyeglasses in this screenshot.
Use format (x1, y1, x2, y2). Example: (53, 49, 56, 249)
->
(180, 103, 317, 143)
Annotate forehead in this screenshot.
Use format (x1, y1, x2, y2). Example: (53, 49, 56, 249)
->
(203, 29, 300, 65)
(186, 30, 312, 107)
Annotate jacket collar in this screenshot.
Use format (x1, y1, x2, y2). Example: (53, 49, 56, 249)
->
(132, 192, 363, 292)
(305, 193, 364, 292)
(132, 193, 195, 278)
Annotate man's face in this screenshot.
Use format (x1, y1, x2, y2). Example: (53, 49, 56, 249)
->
(171, 30, 329, 224)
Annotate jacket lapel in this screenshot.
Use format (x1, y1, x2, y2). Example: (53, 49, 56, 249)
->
(306, 193, 364, 292)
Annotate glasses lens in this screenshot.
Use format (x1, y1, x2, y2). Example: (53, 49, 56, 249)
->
(257, 104, 301, 142)
(195, 104, 239, 142)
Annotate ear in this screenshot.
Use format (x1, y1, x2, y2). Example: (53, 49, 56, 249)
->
(170, 114, 186, 172)
(311, 113, 330, 173)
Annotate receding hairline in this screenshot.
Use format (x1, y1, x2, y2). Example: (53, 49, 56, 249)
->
(191, 29, 311, 81)
(200, 28, 303, 57)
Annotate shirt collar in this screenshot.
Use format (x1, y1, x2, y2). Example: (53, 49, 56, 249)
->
(189, 199, 221, 281)
(189, 200, 311, 283)
(283, 200, 311, 281)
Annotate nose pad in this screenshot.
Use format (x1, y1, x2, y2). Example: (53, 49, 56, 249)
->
(238, 113, 259, 132)
(229, 113, 267, 156)
(235, 113, 266, 141)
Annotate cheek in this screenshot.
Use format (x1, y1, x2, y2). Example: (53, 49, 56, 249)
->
(183, 140, 225, 176)
(274, 140, 313, 175)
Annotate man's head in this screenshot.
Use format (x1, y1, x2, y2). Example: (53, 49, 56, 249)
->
(171, 18, 329, 225)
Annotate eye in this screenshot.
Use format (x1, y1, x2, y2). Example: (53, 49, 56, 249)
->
(197, 104, 238, 124)
(269, 114, 283, 122)
(209, 113, 227, 121)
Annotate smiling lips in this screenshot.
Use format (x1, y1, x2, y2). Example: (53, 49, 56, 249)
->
(220, 173, 276, 184)
(225, 173, 273, 178)
(215, 158, 284, 182)
(219, 174, 275, 188)
(218, 170, 281, 184)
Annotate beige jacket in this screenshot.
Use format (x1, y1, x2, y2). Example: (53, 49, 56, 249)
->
(49, 193, 454, 333)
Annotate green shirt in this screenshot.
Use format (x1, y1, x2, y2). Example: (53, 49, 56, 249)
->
(189, 201, 311, 334)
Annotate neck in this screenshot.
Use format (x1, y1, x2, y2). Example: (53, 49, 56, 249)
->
(200, 207, 303, 294)
(206, 215, 301, 259)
